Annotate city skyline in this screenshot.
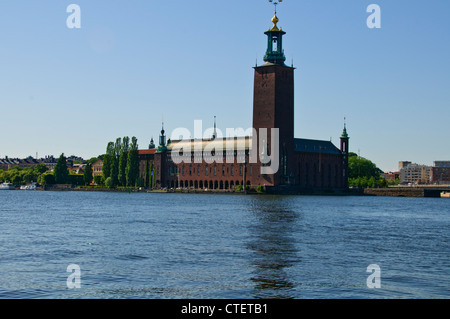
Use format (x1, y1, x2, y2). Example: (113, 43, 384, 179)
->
(1, 1, 449, 172)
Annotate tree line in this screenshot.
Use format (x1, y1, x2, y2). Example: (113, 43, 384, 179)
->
(102, 136, 141, 188)
(0, 154, 95, 186)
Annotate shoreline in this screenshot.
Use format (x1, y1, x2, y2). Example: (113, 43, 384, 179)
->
(5, 185, 449, 197)
(9, 185, 365, 197)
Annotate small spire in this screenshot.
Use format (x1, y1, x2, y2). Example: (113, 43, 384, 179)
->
(268, 0, 283, 31)
(341, 117, 349, 138)
(149, 137, 155, 149)
(212, 116, 217, 139)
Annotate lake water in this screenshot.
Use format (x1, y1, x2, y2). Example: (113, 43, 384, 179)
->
(0, 190, 448, 299)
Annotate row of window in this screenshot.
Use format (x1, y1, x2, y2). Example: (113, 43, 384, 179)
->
(168, 164, 252, 177)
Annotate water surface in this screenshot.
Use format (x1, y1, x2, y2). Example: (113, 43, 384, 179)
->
(0, 191, 448, 299)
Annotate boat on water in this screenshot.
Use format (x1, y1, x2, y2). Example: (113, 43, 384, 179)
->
(0, 182, 15, 190)
(20, 182, 37, 190)
(441, 192, 450, 198)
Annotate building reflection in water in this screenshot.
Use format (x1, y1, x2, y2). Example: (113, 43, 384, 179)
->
(246, 195, 302, 299)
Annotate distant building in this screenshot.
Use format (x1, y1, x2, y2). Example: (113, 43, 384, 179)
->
(431, 161, 450, 185)
(69, 164, 85, 175)
(42, 156, 58, 171)
(398, 161, 412, 171)
(0, 156, 40, 170)
(399, 162, 431, 185)
(433, 161, 450, 168)
(384, 171, 400, 181)
(92, 159, 103, 177)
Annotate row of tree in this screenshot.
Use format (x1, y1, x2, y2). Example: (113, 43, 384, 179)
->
(0, 154, 95, 186)
(347, 152, 399, 188)
(0, 164, 48, 185)
(102, 137, 140, 188)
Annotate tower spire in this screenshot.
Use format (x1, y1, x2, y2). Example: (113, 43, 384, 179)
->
(269, 0, 283, 13)
(212, 116, 217, 139)
(157, 121, 167, 153)
(264, 1, 286, 66)
(341, 117, 349, 138)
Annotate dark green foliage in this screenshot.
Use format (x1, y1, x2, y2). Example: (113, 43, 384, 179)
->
(68, 174, 84, 186)
(83, 163, 93, 185)
(93, 175, 104, 186)
(102, 142, 115, 180)
(118, 137, 129, 187)
(126, 137, 139, 187)
(105, 177, 113, 188)
(54, 154, 69, 184)
(348, 153, 389, 188)
(38, 172, 55, 185)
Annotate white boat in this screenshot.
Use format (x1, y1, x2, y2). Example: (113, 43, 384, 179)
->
(20, 182, 37, 190)
(0, 182, 15, 190)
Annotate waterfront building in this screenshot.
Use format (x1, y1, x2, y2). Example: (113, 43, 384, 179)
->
(431, 161, 450, 185)
(399, 163, 432, 185)
(137, 8, 349, 193)
(398, 161, 412, 171)
(384, 171, 400, 181)
(92, 159, 104, 177)
(0, 156, 40, 171)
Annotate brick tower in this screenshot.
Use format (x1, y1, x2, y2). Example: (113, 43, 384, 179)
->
(253, 9, 295, 185)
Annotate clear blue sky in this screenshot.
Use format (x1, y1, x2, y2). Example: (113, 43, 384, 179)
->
(1, 0, 449, 172)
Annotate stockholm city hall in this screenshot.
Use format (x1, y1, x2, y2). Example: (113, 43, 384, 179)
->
(138, 5, 350, 193)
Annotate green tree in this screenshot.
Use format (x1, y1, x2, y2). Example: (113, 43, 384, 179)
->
(347, 153, 390, 188)
(38, 172, 55, 185)
(102, 142, 115, 181)
(110, 156, 119, 187)
(118, 136, 130, 187)
(125, 137, 139, 187)
(94, 175, 104, 186)
(22, 170, 37, 185)
(109, 138, 122, 186)
(105, 177, 114, 188)
(68, 174, 84, 186)
(54, 153, 69, 184)
(348, 154, 381, 180)
(33, 163, 48, 175)
(84, 163, 94, 185)
(12, 174, 22, 185)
